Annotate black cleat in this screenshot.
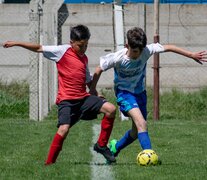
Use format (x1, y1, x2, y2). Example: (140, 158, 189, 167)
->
(94, 143, 116, 163)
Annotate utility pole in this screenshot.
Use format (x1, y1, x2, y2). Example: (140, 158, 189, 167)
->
(153, 0, 160, 120)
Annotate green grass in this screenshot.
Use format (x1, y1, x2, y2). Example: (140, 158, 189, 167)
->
(0, 81, 29, 119)
(159, 88, 207, 120)
(0, 118, 93, 180)
(0, 84, 207, 180)
(110, 119, 207, 180)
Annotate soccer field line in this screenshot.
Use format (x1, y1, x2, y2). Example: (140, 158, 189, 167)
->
(90, 124, 114, 180)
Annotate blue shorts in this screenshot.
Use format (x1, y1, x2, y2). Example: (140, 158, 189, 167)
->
(116, 90, 147, 119)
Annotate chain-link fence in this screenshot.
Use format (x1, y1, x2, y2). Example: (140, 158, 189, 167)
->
(0, 5, 30, 83)
(0, 2, 207, 120)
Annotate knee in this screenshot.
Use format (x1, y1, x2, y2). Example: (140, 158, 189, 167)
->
(57, 124, 70, 138)
(137, 120, 147, 132)
(105, 104, 116, 118)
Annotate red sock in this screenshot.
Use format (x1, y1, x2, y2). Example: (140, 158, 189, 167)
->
(97, 115, 115, 147)
(45, 133, 64, 165)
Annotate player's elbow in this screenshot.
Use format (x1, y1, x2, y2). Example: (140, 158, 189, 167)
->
(96, 66, 103, 73)
(36, 45, 43, 52)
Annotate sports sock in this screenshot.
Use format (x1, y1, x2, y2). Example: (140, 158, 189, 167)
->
(97, 115, 114, 147)
(116, 130, 136, 151)
(45, 133, 65, 165)
(137, 131, 152, 150)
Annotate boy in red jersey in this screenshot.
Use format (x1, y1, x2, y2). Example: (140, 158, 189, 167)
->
(3, 24, 116, 165)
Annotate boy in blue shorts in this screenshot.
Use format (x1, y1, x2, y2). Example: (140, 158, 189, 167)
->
(90, 27, 207, 159)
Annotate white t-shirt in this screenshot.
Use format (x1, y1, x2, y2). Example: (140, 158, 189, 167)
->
(100, 43, 165, 94)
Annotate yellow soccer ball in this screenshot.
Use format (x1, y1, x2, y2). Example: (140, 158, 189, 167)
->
(137, 149, 160, 166)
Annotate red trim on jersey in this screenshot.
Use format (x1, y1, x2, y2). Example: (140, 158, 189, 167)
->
(55, 48, 90, 104)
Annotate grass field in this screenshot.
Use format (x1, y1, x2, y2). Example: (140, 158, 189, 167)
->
(0, 83, 207, 180)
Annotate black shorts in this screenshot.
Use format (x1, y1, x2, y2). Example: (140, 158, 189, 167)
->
(57, 95, 107, 127)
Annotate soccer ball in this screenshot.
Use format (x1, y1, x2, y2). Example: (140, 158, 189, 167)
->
(136, 149, 160, 166)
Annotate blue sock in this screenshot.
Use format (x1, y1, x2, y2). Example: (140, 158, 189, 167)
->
(138, 131, 152, 150)
(116, 130, 136, 151)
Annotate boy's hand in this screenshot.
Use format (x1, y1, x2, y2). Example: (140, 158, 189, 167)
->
(89, 89, 105, 99)
(98, 94, 105, 99)
(3, 41, 16, 48)
(192, 51, 207, 65)
(89, 89, 98, 96)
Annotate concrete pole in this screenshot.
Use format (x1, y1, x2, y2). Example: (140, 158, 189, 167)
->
(41, 0, 64, 120)
(113, 0, 129, 121)
(29, 0, 42, 120)
(113, 1, 124, 51)
(29, 0, 64, 120)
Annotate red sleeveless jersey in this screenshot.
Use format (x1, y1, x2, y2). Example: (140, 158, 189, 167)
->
(42, 45, 91, 104)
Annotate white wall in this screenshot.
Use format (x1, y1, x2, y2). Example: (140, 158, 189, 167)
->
(0, 3, 207, 91)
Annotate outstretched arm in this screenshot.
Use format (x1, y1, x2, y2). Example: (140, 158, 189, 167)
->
(163, 45, 207, 65)
(89, 66, 103, 95)
(3, 41, 43, 53)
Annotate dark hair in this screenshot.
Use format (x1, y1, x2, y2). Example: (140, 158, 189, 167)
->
(126, 27, 147, 50)
(70, 24, 91, 41)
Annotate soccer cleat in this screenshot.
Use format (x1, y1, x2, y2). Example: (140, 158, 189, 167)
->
(93, 143, 116, 163)
(109, 139, 120, 157)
